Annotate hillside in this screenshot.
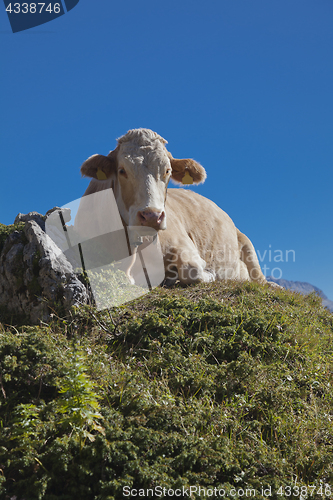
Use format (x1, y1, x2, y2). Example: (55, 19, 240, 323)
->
(0, 280, 333, 499)
(267, 277, 333, 312)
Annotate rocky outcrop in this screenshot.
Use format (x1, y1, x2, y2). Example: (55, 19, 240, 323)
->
(0, 213, 89, 324)
(14, 211, 46, 232)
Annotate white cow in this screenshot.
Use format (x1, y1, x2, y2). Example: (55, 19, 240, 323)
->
(75, 128, 265, 286)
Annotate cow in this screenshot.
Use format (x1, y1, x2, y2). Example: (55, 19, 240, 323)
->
(75, 128, 266, 286)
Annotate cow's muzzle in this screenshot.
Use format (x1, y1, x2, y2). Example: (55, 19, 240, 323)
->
(138, 209, 165, 229)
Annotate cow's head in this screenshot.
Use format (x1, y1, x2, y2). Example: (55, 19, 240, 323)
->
(80, 128, 206, 230)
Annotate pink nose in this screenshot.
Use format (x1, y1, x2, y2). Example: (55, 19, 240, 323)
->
(138, 210, 165, 226)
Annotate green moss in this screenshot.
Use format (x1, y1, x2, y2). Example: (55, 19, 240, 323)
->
(0, 281, 332, 499)
(0, 222, 25, 255)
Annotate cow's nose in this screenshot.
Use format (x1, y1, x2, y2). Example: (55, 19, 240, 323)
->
(138, 210, 165, 226)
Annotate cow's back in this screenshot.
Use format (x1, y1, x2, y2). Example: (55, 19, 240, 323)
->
(159, 189, 247, 280)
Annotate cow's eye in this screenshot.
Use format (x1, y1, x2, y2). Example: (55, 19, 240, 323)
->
(118, 168, 127, 177)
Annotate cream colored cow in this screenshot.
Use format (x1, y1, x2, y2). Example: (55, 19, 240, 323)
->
(76, 128, 265, 286)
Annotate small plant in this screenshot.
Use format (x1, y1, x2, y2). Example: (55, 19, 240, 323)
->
(55, 344, 105, 449)
(11, 403, 42, 439)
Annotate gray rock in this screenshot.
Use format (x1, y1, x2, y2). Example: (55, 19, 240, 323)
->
(14, 211, 46, 231)
(0, 219, 89, 324)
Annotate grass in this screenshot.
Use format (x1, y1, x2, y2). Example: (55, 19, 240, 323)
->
(0, 280, 332, 499)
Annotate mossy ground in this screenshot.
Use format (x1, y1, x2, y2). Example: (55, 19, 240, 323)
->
(0, 280, 332, 499)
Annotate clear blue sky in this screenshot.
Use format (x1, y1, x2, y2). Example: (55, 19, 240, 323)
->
(1, 0, 332, 299)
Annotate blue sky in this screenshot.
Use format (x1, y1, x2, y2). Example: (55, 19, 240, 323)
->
(1, 0, 332, 299)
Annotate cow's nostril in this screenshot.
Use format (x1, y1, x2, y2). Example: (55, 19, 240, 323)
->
(157, 211, 165, 223)
(138, 211, 147, 222)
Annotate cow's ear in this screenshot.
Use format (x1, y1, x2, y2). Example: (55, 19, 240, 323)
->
(169, 156, 207, 185)
(81, 149, 117, 180)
